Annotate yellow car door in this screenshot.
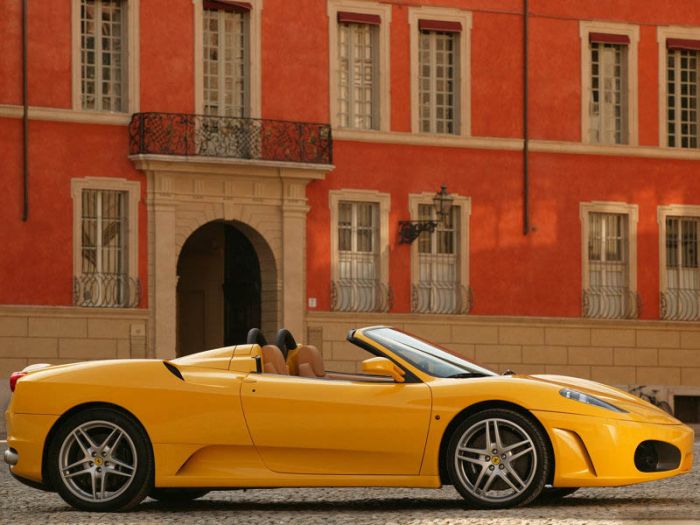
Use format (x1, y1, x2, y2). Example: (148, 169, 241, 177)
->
(240, 374, 432, 475)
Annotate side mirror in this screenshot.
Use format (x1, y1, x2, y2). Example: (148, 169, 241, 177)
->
(361, 357, 405, 383)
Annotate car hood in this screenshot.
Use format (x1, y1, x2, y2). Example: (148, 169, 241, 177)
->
(524, 374, 681, 424)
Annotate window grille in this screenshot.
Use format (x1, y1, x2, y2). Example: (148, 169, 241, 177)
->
(75, 189, 135, 307)
(413, 205, 468, 314)
(80, 0, 126, 112)
(419, 30, 459, 134)
(203, 7, 249, 118)
(667, 49, 699, 148)
(338, 22, 378, 129)
(333, 201, 387, 312)
(589, 43, 628, 144)
(662, 216, 700, 320)
(584, 213, 636, 318)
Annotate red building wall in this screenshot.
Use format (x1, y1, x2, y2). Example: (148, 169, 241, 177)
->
(1, 0, 699, 323)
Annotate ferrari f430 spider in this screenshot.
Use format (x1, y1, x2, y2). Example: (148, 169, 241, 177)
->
(3, 326, 694, 511)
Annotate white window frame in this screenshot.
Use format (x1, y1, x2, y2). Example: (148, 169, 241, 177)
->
(71, 0, 140, 114)
(580, 201, 638, 317)
(658, 204, 700, 319)
(71, 177, 141, 296)
(329, 189, 390, 309)
(327, 0, 391, 132)
(408, 192, 470, 314)
(657, 26, 700, 148)
(408, 6, 471, 137)
(194, 0, 262, 118)
(579, 21, 639, 146)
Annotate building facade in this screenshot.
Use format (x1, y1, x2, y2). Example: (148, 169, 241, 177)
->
(1, 0, 700, 421)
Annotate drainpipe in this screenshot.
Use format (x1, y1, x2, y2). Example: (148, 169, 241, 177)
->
(21, 0, 29, 222)
(522, 0, 529, 235)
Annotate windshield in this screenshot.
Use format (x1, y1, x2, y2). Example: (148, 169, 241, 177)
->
(362, 327, 497, 379)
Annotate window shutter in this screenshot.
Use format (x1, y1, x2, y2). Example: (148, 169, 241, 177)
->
(667, 38, 700, 51)
(418, 20, 462, 33)
(337, 11, 381, 25)
(589, 32, 630, 45)
(203, 0, 251, 12)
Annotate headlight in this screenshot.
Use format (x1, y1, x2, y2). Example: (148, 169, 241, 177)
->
(559, 388, 627, 413)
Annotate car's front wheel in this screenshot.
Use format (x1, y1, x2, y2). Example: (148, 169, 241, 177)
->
(447, 408, 551, 509)
(47, 407, 153, 512)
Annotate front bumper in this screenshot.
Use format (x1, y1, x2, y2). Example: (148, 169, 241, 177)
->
(533, 410, 694, 487)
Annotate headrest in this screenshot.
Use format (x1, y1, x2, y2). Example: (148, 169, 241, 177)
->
(275, 328, 298, 359)
(247, 328, 267, 346)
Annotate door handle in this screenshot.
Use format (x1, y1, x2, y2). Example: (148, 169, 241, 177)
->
(243, 377, 257, 384)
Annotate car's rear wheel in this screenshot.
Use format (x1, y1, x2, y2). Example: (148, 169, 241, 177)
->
(149, 488, 210, 502)
(447, 408, 550, 509)
(47, 408, 153, 512)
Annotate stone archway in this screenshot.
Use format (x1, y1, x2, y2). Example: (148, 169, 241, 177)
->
(131, 157, 328, 359)
(176, 220, 279, 356)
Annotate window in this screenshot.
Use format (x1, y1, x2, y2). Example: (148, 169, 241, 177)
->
(327, 1, 391, 131)
(72, 178, 140, 308)
(203, 2, 250, 117)
(335, 202, 380, 311)
(666, 42, 699, 148)
(72, 0, 138, 114)
(409, 192, 470, 315)
(80, 0, 126, 112)
(338, 17, 379, 129)
(415, 205, 461, 313)
(658, 205, 700, 321)
(330, 190, 390, 312)
(589, 38, 628, 144)
(580, 22, 638, 146)
(408, 8, 471, 136)
(582, 209, 637, 319)
(418, 27, 459, 134)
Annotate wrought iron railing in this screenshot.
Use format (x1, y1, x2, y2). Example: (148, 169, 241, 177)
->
(583, 287, 639, 319)
(73, 273, 141, 308)
(412, 283, 471, 314)
(128, 112, 332, 165)
(331, 280, 392, 313)
(660, 289, 700, 321)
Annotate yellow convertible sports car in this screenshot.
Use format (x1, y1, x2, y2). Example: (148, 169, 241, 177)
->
(4, 326, 695, 512)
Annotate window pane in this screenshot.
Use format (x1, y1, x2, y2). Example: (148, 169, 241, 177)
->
(337, 22, 378, 130)
(419, 30, 458, 135)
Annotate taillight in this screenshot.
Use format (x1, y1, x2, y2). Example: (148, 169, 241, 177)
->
(9, 371, 27, 392)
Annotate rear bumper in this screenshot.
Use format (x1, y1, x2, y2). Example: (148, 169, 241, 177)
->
(533, 410, 694, 487)
(4, 410, 58, 485)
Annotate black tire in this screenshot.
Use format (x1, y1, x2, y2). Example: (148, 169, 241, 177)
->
(47, 407, 153, 512)
(446, 408, 551, 509)
(536, 486, 579, 501)
(149, 488, 210, 502)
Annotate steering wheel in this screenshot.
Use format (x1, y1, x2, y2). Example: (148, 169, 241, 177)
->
(275, 328, 298, 359)
(246, 328, 267, 347)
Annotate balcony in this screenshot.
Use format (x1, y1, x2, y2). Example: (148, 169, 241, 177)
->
(128, 112, 333, 166)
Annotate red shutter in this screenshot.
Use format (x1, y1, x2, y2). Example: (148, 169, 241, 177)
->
(667, 38, 700, 51)
(337, 12, 381, 25)
(589, 32, 630, 45)
(203, 0, 252, 12)
(418, 19, 462, 33)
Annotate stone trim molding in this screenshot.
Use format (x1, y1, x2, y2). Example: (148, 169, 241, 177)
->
(408, 6, 472, 136)
(327, 0, 392, 131)
(656, 25, 700, 148)
(70, 177, 142, 289)
(579, 20, 640, 146)
(71, 0, 140, 114)
(193, 0, 263, 118)
(579, 200, 639, 297)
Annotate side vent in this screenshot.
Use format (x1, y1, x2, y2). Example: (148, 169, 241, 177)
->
(163, 361, 184, 381)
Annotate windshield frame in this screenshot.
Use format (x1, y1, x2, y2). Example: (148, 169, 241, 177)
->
(352, 326, 498, 380)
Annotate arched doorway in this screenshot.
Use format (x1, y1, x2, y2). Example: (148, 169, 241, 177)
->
(176, 221, 275, 357)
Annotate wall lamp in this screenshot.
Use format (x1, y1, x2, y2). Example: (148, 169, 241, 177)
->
(398, 185, 454, 244)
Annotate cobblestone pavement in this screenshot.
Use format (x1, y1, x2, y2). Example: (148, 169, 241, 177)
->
(1, 441, 698, 525)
